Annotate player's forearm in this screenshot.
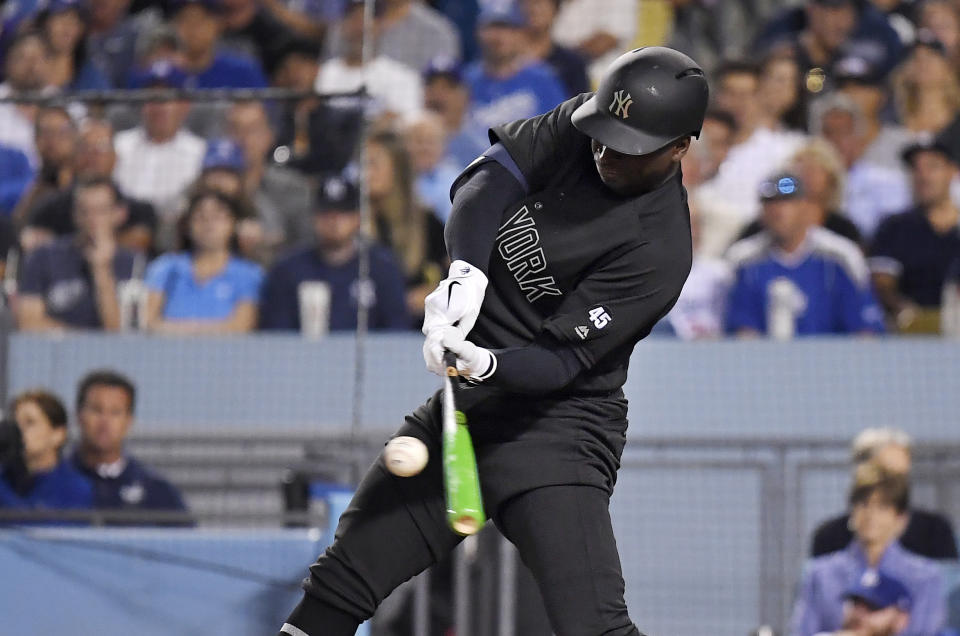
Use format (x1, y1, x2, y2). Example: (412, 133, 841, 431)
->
(487, 338, 584, 395)
(445, 158, 525, 274)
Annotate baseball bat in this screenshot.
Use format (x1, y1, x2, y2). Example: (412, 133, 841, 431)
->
(442, 350, 485, 536)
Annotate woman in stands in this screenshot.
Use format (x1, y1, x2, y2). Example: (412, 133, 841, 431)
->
(890, 32, 960, 135)
(36, 0, 110, 90)
(366, 130, 447, 327)
(0, 390, 93, 519)
(144, 190, 263, 334)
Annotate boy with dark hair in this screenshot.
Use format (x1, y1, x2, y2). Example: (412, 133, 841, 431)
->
(791, 463, 945, 636)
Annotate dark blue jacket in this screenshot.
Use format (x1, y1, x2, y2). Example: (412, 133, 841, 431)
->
(0, 460, 94, 520)
(70, 453, 189, 525)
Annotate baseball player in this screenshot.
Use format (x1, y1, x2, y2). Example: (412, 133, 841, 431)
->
(279, 47, 709, 636)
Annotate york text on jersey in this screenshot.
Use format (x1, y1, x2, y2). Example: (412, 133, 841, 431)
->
(496, 205, 562, 302)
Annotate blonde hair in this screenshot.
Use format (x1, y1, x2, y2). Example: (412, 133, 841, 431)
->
(788, 138, 847, 211)
(848, 461, 910, 513)
(367, 131, 426, 280)
(850, 427, 913, 464)
(890, 52, 960, 130)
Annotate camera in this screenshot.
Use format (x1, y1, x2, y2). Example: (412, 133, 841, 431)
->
(0, 419, 29, 495)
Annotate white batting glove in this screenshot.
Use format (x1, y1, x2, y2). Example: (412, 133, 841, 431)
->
(423, 326, 497, 382)
(421, 260, 488, 339)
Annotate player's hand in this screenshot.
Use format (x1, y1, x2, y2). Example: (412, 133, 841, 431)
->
(424, 326, 497, 381)
(421, 260, 488, 339)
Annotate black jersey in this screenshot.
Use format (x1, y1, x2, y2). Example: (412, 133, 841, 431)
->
(463, 93, 694, 395)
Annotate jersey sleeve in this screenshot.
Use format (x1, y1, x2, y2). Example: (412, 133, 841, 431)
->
(488, 92, 592, 193)
(724, 267, 766, 334)
(867, 217, 903, 277)
(144, 255, 174, 293)
(235, 264, 264, 303)
(834, 264, 885, 334)
(538, 245, 688, 368)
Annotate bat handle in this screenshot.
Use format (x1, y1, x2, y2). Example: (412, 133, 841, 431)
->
(443, 350, 459, 378)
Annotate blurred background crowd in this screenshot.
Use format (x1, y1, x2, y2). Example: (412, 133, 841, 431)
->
(0, 0, 956, 339)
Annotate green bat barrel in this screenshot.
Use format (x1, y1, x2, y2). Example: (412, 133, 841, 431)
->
(443, 409, 485, 535)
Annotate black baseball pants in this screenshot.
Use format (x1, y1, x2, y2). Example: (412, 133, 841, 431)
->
(278, 427, 642, 636)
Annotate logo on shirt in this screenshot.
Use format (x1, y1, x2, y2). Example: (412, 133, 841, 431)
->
(575, 325, 590, 340)
(120, 481, 145, 505)
(495, 205, 561, 303)
(609, 90, 633, 119)
(589, 306, 612, 329)
(47, 279, 88, 313)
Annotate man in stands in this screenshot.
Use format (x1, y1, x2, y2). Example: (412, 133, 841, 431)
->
(71, 370, 189, 524)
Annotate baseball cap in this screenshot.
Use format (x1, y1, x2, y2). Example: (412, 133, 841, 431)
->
(901, 134, 955, 166)
(833, 55, 883, 86)
(423, 56, 463, 83)
(478, 2, 527, 28)
(202, 139, 245, 173)
(910, 28, 947, 56)
(132, 60, 188, 88)
(758, 172, 805, 202)
(844, 569, 912, 612)
(168, 0, 222, 15)
(315, 173, 361, 213)
(43, 0, 86, 16)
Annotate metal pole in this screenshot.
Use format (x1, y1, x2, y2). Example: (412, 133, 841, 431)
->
(498, 534, 517, 636)
(412, 569, 430, 636)
(349, 0, 376, 478)
(455, 535, 477, 636)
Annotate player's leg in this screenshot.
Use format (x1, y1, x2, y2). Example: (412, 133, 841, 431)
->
(494, 484, 643, 636)
(280, 410, 462, 636)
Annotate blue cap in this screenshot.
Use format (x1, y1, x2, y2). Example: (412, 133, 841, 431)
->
(478, 2, 526, 27)
(833, 55, 883, 85)
(315, 172, 360, 212)
(423, 56, 463, 83)
(758, 172, 805, 202)
(202, 138, 246, 173)
(43, 0, 85, 15)
(133, 60, 188, 88)
(844, 569, 912, 612)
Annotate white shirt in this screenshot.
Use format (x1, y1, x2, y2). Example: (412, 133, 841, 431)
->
(666, 256, 733, 339)
(844, 159, 912, 240)
(0, 83, 41, 165)
(113, 126, 205, 220)
(551, 0, 637, 84)
(697, 127, 807, 224)
(315, 57, 423, 120)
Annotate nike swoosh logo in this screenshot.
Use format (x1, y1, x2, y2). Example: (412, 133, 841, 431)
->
(446, 281, 461, 309)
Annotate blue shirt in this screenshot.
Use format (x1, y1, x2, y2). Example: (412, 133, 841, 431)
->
(190, 52, 268, 89)
(725, 228, 885, 335)
(462, 61, 566, 158)
(0, 460, 94, 515)
(0, 143, 33, 214)
(19, 236, 138, 328)
(70, 453, 188, 522)
(145, 253, 263, 321)
(259, 243, 410, 331)
(791, 541, 946, 636)
(416, 160, 462, 223)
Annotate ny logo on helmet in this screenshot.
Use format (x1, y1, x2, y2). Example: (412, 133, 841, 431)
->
(609, 90, 633, 119)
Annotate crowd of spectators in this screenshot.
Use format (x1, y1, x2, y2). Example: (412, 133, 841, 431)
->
(0, 0, 957, 338)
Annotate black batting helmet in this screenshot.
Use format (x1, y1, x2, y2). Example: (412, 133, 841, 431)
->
(572, 47, 709, 156)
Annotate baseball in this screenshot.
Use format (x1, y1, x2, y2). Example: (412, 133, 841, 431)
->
(383, 436, 429, 477)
